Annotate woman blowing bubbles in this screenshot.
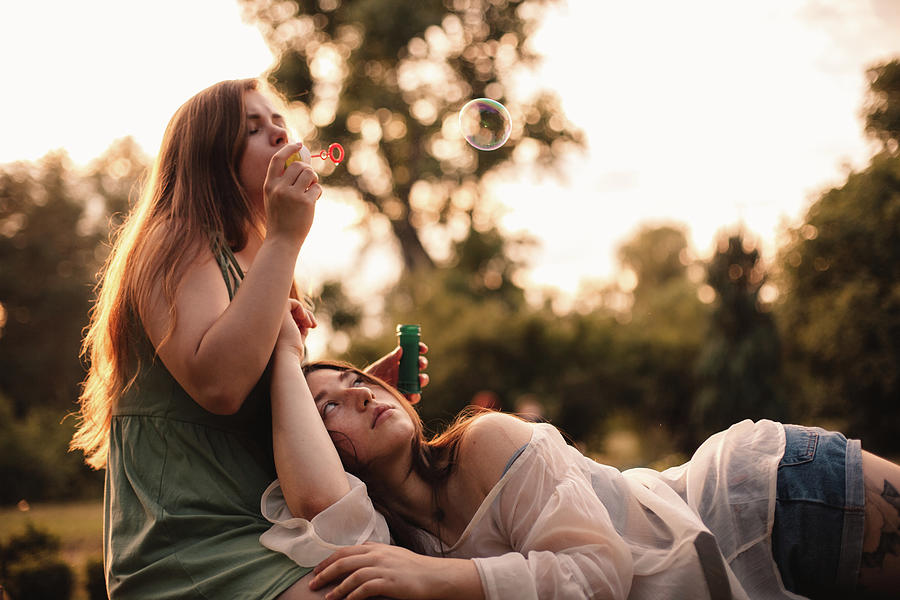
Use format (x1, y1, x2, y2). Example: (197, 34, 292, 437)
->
(70, 79, 406, 599)
(263, 302, 900, 599)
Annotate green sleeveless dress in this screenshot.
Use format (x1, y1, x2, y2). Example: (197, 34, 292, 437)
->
(104, 241, 311, 599)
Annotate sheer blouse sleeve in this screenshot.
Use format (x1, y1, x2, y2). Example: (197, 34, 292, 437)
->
(259, 472, 390, 567)
(471, 425, 634, 600)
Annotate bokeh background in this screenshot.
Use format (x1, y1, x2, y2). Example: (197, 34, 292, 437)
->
(1, 1, 899, 596)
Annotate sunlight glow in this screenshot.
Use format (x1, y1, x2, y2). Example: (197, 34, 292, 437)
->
(1, 0, 898, 302)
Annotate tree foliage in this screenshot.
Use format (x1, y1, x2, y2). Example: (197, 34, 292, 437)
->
(0, 154, 100, 416)
(694, 232, 784, 440)
(0, 139, 144, 503)
(327, 222, 709, 458)
(775, 152, 900, 452)
(239, 0, 584, 272)
(775, 58, 900, 453)
(0, 139, 145, 417)
(864, 59, 900, 152)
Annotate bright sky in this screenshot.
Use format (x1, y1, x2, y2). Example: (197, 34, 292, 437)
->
(2, 0, 899, 305)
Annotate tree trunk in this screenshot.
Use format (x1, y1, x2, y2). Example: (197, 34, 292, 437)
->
(390, 216, 434, 273)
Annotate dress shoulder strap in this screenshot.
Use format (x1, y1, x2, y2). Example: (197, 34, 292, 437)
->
(210, 235, 245, 300)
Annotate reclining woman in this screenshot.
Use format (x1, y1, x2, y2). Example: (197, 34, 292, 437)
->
(263, 301, 900, 599)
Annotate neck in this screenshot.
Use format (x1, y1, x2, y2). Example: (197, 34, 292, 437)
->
(232, 230, 264, 270)
(243, 230, 264, 259)
(368, 454, 442, 536)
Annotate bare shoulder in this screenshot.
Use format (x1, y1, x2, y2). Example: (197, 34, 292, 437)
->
(458, 412, 535, 493)
(143, 239, 226, 350)
(464, 411, 534, 447)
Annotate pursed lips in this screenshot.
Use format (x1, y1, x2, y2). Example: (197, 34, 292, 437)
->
(371, 404, 392, 428)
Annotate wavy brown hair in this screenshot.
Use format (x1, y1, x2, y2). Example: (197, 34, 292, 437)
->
(302, 360, 493, 552)
(72, 78, 291, 469)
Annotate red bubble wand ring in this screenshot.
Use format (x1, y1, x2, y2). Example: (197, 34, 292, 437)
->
(286, 142, 345, 168)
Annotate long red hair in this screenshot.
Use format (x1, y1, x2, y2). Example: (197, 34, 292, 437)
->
(72, 79, 288, 469)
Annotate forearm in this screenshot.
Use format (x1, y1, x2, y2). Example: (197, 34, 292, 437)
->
(271, 346, 351, 518)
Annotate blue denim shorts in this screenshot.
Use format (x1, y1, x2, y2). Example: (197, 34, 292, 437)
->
(771, 424, 865, 598)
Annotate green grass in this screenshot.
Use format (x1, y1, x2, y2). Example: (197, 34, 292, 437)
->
(1, 500, 103, 600)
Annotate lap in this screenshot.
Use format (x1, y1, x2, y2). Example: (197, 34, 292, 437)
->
(276, 572, 393, 600)
(277, 573, 330, 600)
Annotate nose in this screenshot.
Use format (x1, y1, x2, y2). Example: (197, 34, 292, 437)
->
(269, 122, 288, 147)
(350, 387, 373, 410)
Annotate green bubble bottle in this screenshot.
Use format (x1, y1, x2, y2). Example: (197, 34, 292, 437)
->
(396, 324, 421, 395)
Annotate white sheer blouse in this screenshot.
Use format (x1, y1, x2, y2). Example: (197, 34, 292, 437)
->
(261, 419, 804, 600)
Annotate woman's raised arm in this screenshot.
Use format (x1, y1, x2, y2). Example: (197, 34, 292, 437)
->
(144, 143, 319, 414)
(270, 301, 351, 519)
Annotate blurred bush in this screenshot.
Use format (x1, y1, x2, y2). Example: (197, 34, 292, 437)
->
(0, 394, 102, 505)
(85, 557, 106, 600)
(0, 523, 73, 600)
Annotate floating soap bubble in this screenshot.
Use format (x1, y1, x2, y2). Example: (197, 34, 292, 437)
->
(286, 142, 345, 168)
(459, 98, 511, 151)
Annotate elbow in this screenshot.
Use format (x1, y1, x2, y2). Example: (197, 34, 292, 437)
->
(183, 353, 264, 414)
(191, 384, 247, 415)
(286, 493, 342, 521)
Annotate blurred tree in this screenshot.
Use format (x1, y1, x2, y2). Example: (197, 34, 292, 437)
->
(864, 58, 900, 152)
(338, 225, 536, 427)
(0, 153, 103, 417)
(0, 140, 146, 417)
(618, 224, 693, 316)
(693, 232, 785, 439)
(334, 221, 708, 458)
(613, 224, 709, 452)
(776, 59, 900, 453)
(84, 137, 148, 230)
(0, 140, 143, 504)
(239, 0, 584, 274)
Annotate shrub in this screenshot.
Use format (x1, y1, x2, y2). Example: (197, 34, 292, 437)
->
(5, 555, 73, 600)
(1, 522, 61, 581)
(0, 523, 73, 600)
(85, 557, 107, 600)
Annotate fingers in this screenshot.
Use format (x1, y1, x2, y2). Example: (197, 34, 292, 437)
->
(267, 142, 305, 181)
(285, 161, 320, 193)
(310, 546, 373, 589)
(394, 345, 427, 370)
(287, 300, 317, 330)
(265, 142, 322, 212)
(397, 343, 427, 359)
(333, 570, 387, 600)
(313, 544, 367, 574)
(313, 544, 423, 600)
(297, 307, 318, 331)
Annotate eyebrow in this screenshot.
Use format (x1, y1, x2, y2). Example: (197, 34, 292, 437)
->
(312, 370, 355, 405)
(246, 112, 284, 121)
